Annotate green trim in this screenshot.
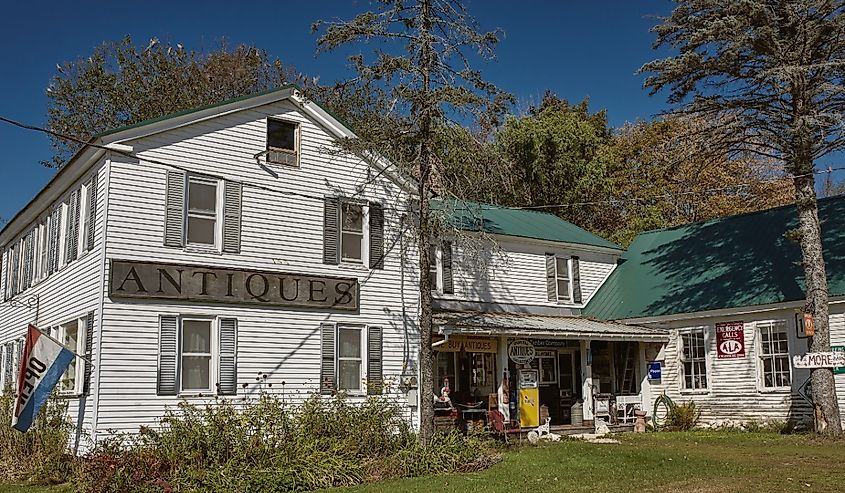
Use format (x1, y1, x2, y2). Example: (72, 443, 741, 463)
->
(94, 85, 297, 138)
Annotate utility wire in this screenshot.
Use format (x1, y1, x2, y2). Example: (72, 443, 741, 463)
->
(2, 114, 844, 214)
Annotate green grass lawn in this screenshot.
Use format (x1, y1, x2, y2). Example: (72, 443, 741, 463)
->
(330, 432, 845, 493)
(5, 432, 845, 493)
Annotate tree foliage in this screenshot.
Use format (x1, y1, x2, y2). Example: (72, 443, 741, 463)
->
(642, 0, 845, 433)
(46, 35, 299, 167)
(313, 0, 512, 446)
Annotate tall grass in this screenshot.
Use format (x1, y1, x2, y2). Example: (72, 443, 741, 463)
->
(0, 388, 75, 484)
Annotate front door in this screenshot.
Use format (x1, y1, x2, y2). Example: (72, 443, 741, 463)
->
(558, 351, 576, 424)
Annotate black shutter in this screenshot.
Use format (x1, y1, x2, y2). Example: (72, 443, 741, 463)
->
(320, 322, 336, 394)
(10, 243, 19, 297)
(164, 171, 186, 247)
(222, 181, 242, 254)
(22, 231, 33, 290)
(48, 207, 60, 274)
(218, 318, 238, 395)
(2, 343, 12, 388)
(82, 311, 95, 395)
(86, 173, 98, 251)
(323, 197, 340, 265)
(369, 202, 385, 269)
(571, 256, 583, 304)
(546, 253, 556, 302)
(442, 241, 454, 294)
(158, 315, 179, 396)
(65, 189, 80, 263)
(367, 326, 383, 395)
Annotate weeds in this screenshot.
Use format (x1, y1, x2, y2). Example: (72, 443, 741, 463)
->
(664, 401, 700, 431)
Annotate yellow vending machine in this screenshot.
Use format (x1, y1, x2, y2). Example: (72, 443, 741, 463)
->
(518, 369, 540, 428)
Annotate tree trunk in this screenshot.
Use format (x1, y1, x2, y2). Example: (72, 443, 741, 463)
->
(417, 0, 436, 447)
(794, 172, 842, 434)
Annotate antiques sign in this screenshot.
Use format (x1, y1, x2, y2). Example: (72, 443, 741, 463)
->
(109, 260, 359, 311)
(508, 339, 536, 365)
(437, 336, 498, 353)
(792, 352, 845, 369)
(715, 321, 745, 359)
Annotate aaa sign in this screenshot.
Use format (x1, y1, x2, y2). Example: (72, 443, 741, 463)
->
(716, 321, 745, 359)
(793, 352, 845, 369)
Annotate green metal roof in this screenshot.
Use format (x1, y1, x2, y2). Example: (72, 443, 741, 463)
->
(436, 200, 622, 250)
(584, 195, 845, 320)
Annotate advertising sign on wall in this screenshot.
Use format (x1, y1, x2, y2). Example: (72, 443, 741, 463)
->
(715, 321, 746, 359)
(508, 339, 536, 365)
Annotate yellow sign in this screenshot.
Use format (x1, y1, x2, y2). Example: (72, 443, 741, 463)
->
(436, 336, 498, 353)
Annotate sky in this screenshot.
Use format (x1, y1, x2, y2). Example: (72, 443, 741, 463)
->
(0, 0, 812, 222)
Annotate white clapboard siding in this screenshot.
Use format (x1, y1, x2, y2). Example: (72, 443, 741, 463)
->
(829, 307, 845, 421)
(0, 160, 107, 452)
(96, 99, 420, 435)
(644, 308, 816, 425)
(446, 237, 616, 308)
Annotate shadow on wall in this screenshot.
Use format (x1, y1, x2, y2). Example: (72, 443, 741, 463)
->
(640, 198, 845, 317)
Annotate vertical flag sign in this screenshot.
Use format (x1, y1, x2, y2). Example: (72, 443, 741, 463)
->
(12, 325, 75, 432)
(716, 321, 746, 359)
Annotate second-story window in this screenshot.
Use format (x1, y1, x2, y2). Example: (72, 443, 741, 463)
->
(186, 176, 219, 247)
(341, 201, 364, 263)
(555, 257, 571, 302)
(267, 119, 299, 166)
(429, 244, 440, 292)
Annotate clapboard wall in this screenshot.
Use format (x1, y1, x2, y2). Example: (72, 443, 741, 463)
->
(94, 99, 420, 437)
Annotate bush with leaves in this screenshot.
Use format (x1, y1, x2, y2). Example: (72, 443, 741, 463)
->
(664, 401, 701, 432)
(75, 394, 490, 493)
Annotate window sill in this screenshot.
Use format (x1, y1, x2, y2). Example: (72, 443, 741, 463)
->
(758, 387, 791, 394)
(57, 392, 83, 399)
(177, 392, 217, 398)
(184, 246, 222, 255)
(679, 389, 710, 396)
(338, 262, 368, 272)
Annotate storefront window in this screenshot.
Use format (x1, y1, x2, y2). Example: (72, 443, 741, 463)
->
(435, 351, 456, 396)
(530, 350, 558, 385)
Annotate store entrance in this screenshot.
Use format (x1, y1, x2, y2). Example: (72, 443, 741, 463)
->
(511, 342, 581, 426)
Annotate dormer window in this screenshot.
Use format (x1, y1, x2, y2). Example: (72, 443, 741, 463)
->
(266, 119, 299, 166)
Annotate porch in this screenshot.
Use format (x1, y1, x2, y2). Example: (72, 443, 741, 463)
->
(432, 311, 669, 431)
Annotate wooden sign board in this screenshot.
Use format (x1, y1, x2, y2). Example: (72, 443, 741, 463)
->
(792, 352, 845, 369)
(109, 259, 359, 311)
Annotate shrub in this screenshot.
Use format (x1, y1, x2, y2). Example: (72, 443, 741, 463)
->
(0, 388, 76, 484)
(76, 394, 490, 493)
(664, 401, 700, 431)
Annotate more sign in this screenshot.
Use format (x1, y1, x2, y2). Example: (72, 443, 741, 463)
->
(792, 352, 845, 369)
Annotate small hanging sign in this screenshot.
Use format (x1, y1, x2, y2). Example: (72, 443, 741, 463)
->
(803, 313, 815, 337)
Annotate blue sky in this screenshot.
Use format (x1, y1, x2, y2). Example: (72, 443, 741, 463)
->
(0, 0, 801, 221)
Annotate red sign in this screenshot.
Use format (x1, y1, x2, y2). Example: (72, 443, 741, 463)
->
(716, 321, 745, 359)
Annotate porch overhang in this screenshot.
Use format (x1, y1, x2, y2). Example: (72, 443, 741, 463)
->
(434, 311, 669, 343)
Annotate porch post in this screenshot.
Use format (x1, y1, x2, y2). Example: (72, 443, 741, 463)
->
(580, 339, 593, 421)
(638, 342, 651, 413)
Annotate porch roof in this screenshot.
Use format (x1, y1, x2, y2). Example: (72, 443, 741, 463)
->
(433, 311, 669, 343)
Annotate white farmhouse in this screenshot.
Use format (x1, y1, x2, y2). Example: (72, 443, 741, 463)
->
(0, 87, 421, 448)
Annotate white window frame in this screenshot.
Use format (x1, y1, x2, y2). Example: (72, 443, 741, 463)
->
(53, 318, 85, 396)
(340, 200, 368, 265)
(756, 320, 791, 392)
(266, 118, 300, 166)
(336, 324, 366, 394)
(179, 316, 217, 394)
(78, 181, 88, 256)
(185, 175, 222, 250)
(679, 327, 709, 392)
(429, 243, 442, 293)
(533, 350, 558, 385)
(554, 256, 572, 303)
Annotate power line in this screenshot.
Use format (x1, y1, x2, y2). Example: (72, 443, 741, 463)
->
(2, 114, 843, 216)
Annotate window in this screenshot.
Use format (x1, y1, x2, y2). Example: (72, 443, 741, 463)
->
(555, 257, 570, 302)
(181, 319, 213, 392)
(428, 244, 439, 292)
(680, 329, 707, 390)
(758, 321, 790, 389)
(266, 119, 298, 166)
(186, 176, 219, 247)
(55, 319, 85, 395)
(530, 350, 558, 385)
(340, 202, 365, 263)
(337, 326, 363, 392)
